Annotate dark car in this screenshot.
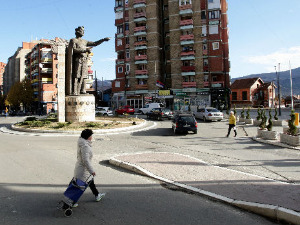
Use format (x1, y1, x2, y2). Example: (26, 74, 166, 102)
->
(172, 113, 197, 134)
(146, 108, 173, 120)
(115, 105, 135, 115)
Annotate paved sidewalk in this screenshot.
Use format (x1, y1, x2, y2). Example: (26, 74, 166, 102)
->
(110, 152, 300, 225)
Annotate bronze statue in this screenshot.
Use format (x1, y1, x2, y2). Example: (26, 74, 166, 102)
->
(66, 26, 110, 95)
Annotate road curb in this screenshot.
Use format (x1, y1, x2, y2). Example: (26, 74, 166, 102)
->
(109, 157, 300, 225)
(9, 119, 149, 134)
(252, 137, 300, 151)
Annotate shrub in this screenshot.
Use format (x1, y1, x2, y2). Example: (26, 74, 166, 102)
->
(233, 105, 237, 116)
(288, 110, 297, 136)
(256, 108, 261, 120)
(274, 107, 278, 120)
(241, 107, 245, 118)
(54, 122, 66, 129)
(30, 121, 44, 127)
(25, 116, 37, 122)
(246, 107, 251, 119)
(266, 110, 273, 131)
(86, 122, 99, 128)
(259, 109, 267, 129)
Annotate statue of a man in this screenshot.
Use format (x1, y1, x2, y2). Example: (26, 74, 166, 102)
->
(66, 26, 110, 95)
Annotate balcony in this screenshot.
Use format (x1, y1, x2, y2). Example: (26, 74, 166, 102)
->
(41, 58, 52, 63)
(42, 78, 53, 83)
(136, 84, 148, 90)
(133, 0, 146, 8)
(180, 19, 193, 30)
(135, 69, 148, 75)
(181, 51, 195, 56)
(181, 66, 195, 72)
(135, 55, 147, 60)
(211, 81, 224, 88)
(179, 4, 193, 15)
(182, 82, 196, 88)
(134, 12, 146, 18)
(134, 26, 147, 36)
(180, 34, 194, 41)
(116, 59, 125, 65)
(88, 69, 93, 75)
(41, 68, 52, 73)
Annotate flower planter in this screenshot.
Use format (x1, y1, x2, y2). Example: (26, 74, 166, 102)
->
(245, 118, 253, 125)
(253, 120, 261, 126)
(257, 128, 278, 140)
(239, 117, 245, 122)
(280, 133, 300, 146)
(273, 120, 283, 126)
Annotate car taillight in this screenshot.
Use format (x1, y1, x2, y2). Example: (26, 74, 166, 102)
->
(176, 122, 178, 128)
(161, 112, 163, 115)
(195, 121, 197, 127)
(208, 113, 212, 116)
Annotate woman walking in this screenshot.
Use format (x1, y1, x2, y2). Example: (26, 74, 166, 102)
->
(227, 111, 237, 137)
(73, 129, 105, 206)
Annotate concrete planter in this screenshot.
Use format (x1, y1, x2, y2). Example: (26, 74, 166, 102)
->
(273, 120, 283, 126)
(257, 128, 279, 140)
(253, 119, 261, 126)
(280, 133, 300, 147)
(245, 118, 253, 125)
(239, 117, 245, 122)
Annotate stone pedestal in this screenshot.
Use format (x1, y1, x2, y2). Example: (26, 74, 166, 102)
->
(65, 95, 95, 122)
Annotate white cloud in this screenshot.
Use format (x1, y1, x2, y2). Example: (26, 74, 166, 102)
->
(244, 46, 300, 72)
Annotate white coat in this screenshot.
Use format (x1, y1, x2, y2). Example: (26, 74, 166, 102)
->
(74, 137, 95, 181)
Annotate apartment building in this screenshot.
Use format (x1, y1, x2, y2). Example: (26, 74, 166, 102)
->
(3, 41, 39, 95)
(0, 62, 6, 95)
(112, 0, 230, 110)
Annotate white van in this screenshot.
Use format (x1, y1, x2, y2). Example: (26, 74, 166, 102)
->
(138, 103, 163, 114)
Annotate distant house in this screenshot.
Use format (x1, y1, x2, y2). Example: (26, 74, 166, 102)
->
(230, 77, 276, 107)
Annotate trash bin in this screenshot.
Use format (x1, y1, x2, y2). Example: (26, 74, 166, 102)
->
(295, 113, 299, 126)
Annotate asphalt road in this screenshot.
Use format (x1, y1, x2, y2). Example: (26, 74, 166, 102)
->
(0, 116, 294, 225)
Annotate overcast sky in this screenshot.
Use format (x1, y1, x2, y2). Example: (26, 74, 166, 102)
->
(1, 0, 300, 80)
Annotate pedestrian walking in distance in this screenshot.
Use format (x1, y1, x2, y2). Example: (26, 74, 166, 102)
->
(73, 129, 105, 207)
(227, 111, 237, 137)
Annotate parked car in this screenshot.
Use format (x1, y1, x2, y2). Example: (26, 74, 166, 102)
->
(138, 103, 164, 114)
(95, 107, 114, 116)
(194, 107, 223, 122)
(172, 113, 197, 134)
(146, 108, 173, 120)
(115, 105, 135, 115)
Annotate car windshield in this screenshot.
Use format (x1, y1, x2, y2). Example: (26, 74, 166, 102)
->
(180, 116, 194, 122)
(206, 108, 219, 112)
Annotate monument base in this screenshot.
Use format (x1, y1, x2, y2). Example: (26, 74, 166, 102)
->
(65, 95, 95, 122)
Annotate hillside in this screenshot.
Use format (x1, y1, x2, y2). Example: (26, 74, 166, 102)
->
(231, 67, 300, 97)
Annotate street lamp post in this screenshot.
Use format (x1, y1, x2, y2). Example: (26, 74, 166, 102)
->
(275, 64, 281, 116)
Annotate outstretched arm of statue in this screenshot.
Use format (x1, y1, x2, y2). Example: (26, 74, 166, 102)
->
(89, 37, 111, 47)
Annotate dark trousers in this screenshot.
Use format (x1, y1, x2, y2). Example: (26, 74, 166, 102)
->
(88, 179, 99, 196)
(227, 124, 237, 137)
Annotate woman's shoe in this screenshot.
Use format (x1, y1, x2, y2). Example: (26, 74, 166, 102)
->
(95, 193, 106, 202)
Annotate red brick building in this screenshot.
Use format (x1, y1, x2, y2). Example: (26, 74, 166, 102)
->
(112, 0, 230, 110)
(230, 77, 276, 108)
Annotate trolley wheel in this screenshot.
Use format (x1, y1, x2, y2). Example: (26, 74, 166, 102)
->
(64, 208, 73, 217)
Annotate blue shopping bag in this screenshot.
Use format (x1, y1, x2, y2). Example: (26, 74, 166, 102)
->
(63, 178, 89, 205)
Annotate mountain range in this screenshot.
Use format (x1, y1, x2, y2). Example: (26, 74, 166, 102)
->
(231, 67, 300, 97)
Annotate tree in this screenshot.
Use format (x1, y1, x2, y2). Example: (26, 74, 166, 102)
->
(6, 79, 34, 111)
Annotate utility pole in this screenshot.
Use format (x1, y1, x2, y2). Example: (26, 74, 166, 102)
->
(95, 71, 98, 107)
(275, 64, 281, 116)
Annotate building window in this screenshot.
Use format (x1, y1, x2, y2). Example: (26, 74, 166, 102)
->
(117, 25, 123, 34)
(209, 25, 218, 34)
(118, 66, 123, 73)
(179, 0, 192, 6)
(125, 23, 129, 31)
(115, 0, 123, 7)
(212, 42, 219, 50)
(117, 39, 122, 46)
(126, 50, 130, 58)
(115, 81, 120, 88)
(242, 91, 247, 100)
(232, 92, 237, 101)
(208, 10, 220, 19)
(126, 64, 130, 73)
(201, 11, 206, 19)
